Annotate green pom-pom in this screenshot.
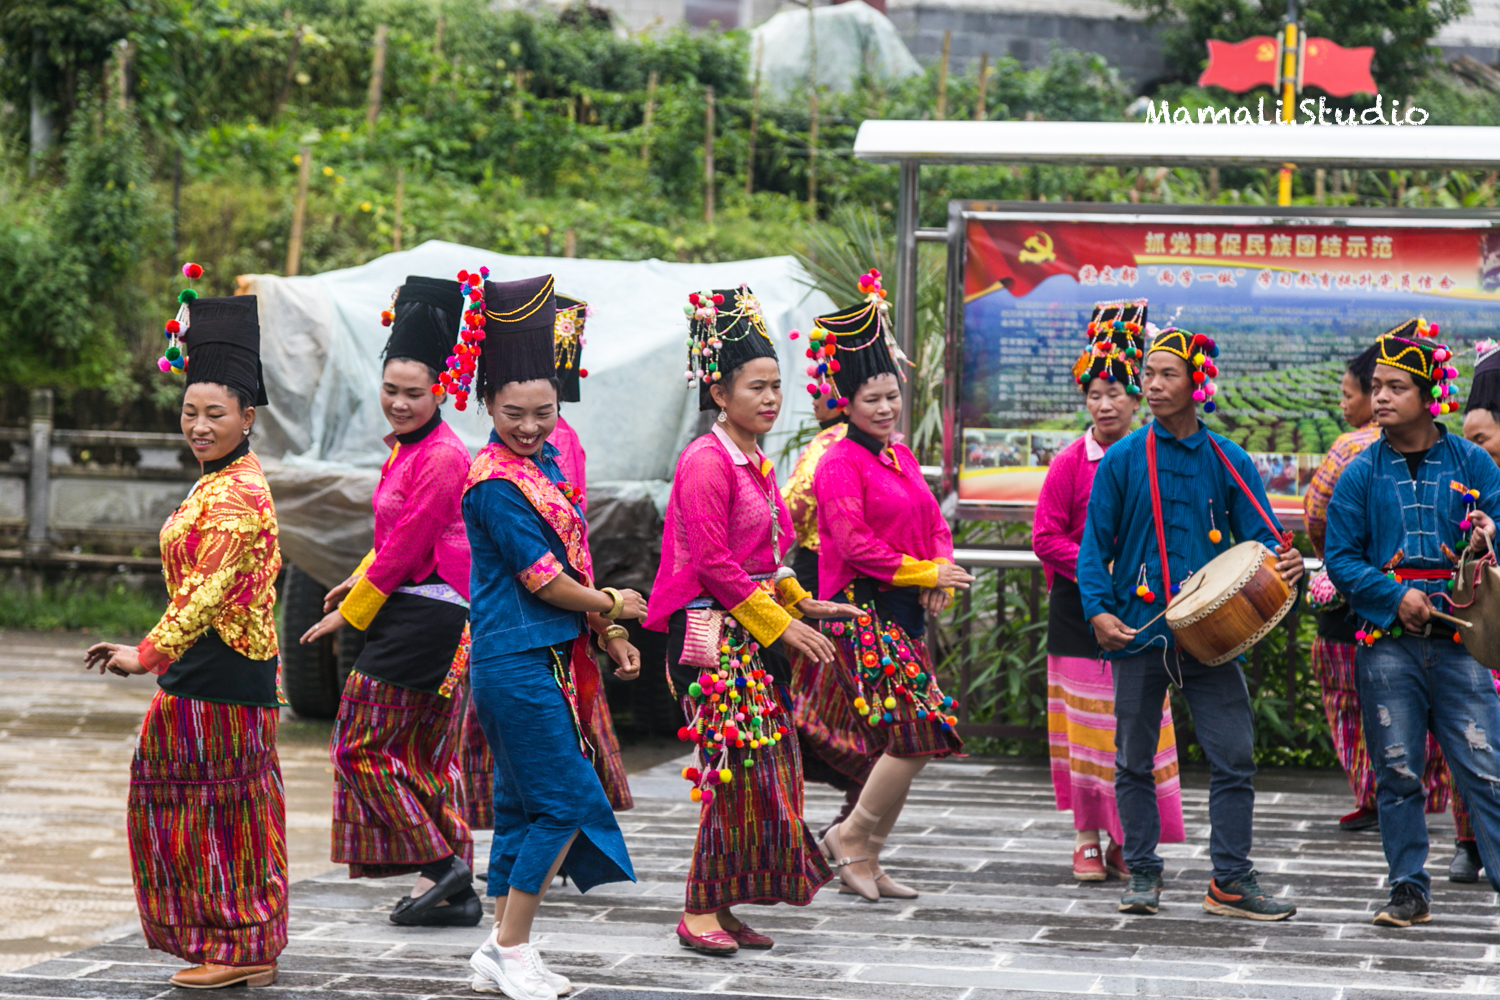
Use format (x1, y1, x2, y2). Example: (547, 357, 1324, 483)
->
(742, 758, 754, 768)
(1127, 384, 1140, 395)
(688, 682, 702, 697)
(1080, 371, 1092, 382)
(165, 346, 180, 361)
(178, 288, 198, 304)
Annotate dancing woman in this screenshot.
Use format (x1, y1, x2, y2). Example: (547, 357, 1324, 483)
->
(645, 285, 850, 956)
(1034, 301, 1182, 882)
(297, 276, 478, 925)
(85, 276, 286, 989)
(804, 272, 974, 901)
(455, 272, 645, 1000)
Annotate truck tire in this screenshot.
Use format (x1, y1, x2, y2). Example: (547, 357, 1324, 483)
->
(279, 562, 341, 718)
(335, 624, 365, 693)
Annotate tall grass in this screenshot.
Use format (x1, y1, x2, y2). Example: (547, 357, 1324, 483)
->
(0, 577, 165, 635)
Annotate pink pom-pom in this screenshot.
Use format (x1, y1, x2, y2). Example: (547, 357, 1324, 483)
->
(182, 262, 202, 279)
(870, 268, 880, 278)
(806, 383, 819, 395)
(1429, 322, 1439, 335)
(821, 382, 834, 395)
(806, 364, 818, 377)
(447, 355, 458, 367)
(1355, 629, 1367, 642)
(1206, 383, 1217, 396)
(479, 266, 490, 277)
(700, 788, 714, 804)
(1461, 519, 1473, 531)
(1433, 348, 1449, 362)
(1430, 403, 1442, 416)
(157, 357, 172, 372)
(788, 329, 800, 340)
(1192, 389, 1206, 402)
(838, 397, 850, 408)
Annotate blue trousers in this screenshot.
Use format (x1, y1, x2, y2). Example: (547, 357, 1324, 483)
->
(1357, 634, 1500, 896)
(1113, 650, 1257, 882)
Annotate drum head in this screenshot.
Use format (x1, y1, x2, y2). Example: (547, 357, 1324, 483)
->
(1165, 541, 1271, 625)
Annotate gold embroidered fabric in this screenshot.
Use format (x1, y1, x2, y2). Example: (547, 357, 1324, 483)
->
(776, 575, 812, 618)
(353, 548, 377, 578)
(890, 555, 940, 590)
(139, 452, 281, 672)
(728, 587, 792, 647)
(339, 575, 387, 631)
(781, 423, 847, 550)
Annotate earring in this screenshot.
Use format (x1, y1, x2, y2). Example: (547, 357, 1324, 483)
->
(717, 410, 728, 424)
(243, 428, 250, 437)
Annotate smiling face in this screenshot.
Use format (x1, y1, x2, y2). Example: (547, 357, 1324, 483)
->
(1141, 350, 1194, 423)
(1339, 370, 1373, 428)
(1370, 363, 1431, 432)
(380, 358, 441, 436)
(708, 356, 782, 436)
(847, 372, 902, 442)
(181, 382, 253, 464)
(1463, 408, 1500, 468)
(1084, 379, 1138, 444)
(489, 379, 559, 456)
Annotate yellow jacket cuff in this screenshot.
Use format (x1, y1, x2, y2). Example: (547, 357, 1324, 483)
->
(776, 576, 813, 618)
(353, 548, 377, 578)
(339, 575, 388, 631)
(891, 555, 940, 590)
(729, 588, 792, 647)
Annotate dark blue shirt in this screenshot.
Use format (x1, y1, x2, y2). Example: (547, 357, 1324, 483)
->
(1078, 419, 1282, 658)
(463, 433, 584, 661)
(1325, 425, 1500, 629)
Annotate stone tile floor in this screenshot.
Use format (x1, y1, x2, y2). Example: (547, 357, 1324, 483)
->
(8, 747, 1500, 1000)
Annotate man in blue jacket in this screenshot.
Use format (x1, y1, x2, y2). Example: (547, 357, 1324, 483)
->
(1079, 326, 1304, 920)
(1325, 318, 1500, 928)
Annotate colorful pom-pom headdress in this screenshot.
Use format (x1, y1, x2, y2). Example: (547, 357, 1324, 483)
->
(156, 263, 267, 405)
(381, 276, 464, 382)
(554, 293, 588, 404)
(684, 285, 776, 411)
(1465, 339, 1500, 416)
(805, 268, 908, 412)
(1148, 325, 1221, 413)
(1072, 298, 1146, 395)
(1374, 317, 1459, 416)
(438, 269, 558, 410)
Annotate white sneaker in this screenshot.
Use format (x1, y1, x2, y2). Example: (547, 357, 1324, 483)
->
(468, 935, 556, 1000)
(524, 948, 572, 996)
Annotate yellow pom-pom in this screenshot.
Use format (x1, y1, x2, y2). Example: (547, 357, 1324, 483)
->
(719, 768, 732, 783)
(1135, 585, 1147, 597)
(853, 697, 867, 711)
(883, 696, 897, 710)
(1193, 353, 1205, 366)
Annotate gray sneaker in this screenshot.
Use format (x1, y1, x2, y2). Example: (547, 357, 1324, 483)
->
(469, 935, 556, 1000)
(1119, 870, 1165, 915)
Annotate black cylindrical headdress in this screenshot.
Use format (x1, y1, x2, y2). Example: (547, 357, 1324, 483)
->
(381, 276, 464, 377)
(184, 296, 267, 406)
(1374, 316, 1459, 415)
(554, 294, 587, 404)
(1466, 340, 1500, 415)
(684, 285, 777, 411)
(804, 268, 904, 410)
(439, 272, 557, 409)
(1072, 299, 1145, 394)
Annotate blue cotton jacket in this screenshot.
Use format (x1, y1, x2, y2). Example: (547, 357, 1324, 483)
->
(1324, 425, 1500, 630)
(463, 435, 585, 661)
(1077, 418, 1283, 659)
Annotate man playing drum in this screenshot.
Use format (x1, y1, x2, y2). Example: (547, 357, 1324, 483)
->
(1325, 318, 1500, 928)
(1078, 325, 1304, 921)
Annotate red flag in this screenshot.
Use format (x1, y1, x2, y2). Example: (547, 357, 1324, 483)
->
(1303, 37, 1377, 96)
(1198, 36, 1279, 92)
(965, 221, 1137, 299)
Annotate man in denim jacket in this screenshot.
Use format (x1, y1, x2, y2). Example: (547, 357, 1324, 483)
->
(1326, 318, 1500, 928)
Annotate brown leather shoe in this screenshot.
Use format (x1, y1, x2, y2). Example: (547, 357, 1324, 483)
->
(169, 963, 278, 989)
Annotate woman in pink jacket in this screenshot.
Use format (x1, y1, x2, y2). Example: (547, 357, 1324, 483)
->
(1033, 300, 1182, 883)
(300, 277, 478, 926)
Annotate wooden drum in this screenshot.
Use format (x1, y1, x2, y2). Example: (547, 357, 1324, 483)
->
(1164, 541, 1296, 667)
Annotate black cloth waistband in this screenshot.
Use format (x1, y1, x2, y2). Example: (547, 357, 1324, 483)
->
(158, 627, 279, 707)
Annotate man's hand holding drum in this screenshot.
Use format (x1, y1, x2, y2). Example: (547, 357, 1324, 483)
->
(1274, 541, 1305, 585)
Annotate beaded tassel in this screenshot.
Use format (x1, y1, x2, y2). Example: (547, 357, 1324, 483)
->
(827, 605, 957, 731)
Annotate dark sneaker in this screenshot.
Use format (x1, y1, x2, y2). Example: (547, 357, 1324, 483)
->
(1373, 882, 1431, 927)
(1202, 870, 1296, 921)
(1447, 839, 1481, 883)
(1118, 870, 1164, 915)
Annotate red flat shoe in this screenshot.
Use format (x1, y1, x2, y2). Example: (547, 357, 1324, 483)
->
(676, 917, 738, 955)
(1105, 843, 1129, 880)
(1339, 807, 1379, 831)
(723, 923, 774, 949)
(1073, 844, 1106, 882)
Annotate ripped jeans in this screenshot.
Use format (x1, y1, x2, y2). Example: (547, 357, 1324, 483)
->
(1358, 635, 1500, 896)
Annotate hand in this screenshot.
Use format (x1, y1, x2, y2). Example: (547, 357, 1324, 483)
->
(1397, 588, 1434, 631)
(605, 638, 641, 680)
(323, 574, 357, 613)
(1470, 510, 1496, 553)
(84, 642, 148, 677)
(1275, 543, 1305, 585)
(1090, 613, 1137, 652)
(300, 608, 346, 644)
(780, 618, 840, 664)
(936, 564, 975, 590)
(920, 587, 952, 616)
(794, 597, 864, 620)
(613, 588, 649, 620)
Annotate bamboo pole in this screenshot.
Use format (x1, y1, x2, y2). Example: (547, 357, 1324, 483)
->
(641, 69, 658, 161)
(429, 16, 445, 84)
(275, 25, 303, 118)
(807, 0, 818, 216)
(935, 29, 950, 120)
(1208, 166, 1219, 201)
(393, 166, 404, 253)
(704, 86, 715, 225)
(564, 228, 576, 257)
(746, 39, 762, 195)
(973, 52, 989, 120)
(366, 24, 388, 132)
(1314, 167, 1325, 204)
(286, 146, 312, 276)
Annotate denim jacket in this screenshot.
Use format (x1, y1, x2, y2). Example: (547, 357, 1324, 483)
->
(1324, 425, 1500, 630)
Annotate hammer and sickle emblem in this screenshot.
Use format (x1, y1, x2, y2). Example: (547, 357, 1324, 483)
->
(1256, 41, 1276, 61)
(1017, 231, 1056, 264)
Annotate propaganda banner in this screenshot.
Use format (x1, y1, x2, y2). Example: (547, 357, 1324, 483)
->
(956, 206, 1500, 521)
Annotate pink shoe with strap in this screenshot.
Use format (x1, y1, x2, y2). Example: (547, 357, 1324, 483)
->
(676, 917, 738, 956)
(723, 923, 774, 949)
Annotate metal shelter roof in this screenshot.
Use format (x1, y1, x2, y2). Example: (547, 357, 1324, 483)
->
(853, 121, 1500, 170)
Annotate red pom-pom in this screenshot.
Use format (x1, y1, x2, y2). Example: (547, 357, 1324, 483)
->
(579, 368, 588, 378)
(457, 270, 470, 283)
(165, 320, 181, 335)
(1192, 371, 1205, 383)
(711, 294, 724, 305)
(689, 293, 700, 306)
(430, 384, 444, 395)
(869, 269, 880, 278)
(182, 263, 203, 280)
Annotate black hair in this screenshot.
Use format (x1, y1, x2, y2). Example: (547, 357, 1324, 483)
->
(1345, 344, 1380, 395)
(482, 376, 561, 409)
(183, 382, 255, 412)
(383, 355, 442, 386)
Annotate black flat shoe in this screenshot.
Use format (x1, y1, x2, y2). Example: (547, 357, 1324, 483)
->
(1448, 839, 1482, 884)
(394, 892, 483, 927)
(390, 857, 474, 925)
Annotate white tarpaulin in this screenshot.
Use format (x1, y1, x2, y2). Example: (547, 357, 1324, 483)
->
(751, 0, 922, 100)
(242, 241, 836, 586)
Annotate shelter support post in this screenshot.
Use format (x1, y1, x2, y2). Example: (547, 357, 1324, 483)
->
(895, 158, 918, 439)
(24, 388, 53, 559)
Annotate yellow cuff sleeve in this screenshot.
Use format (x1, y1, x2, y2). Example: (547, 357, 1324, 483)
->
(353, 548, 377, 578)
(891, 555, 940, 590)
(729, 589, 792, 647)
(339, 575, 388, 631)
(777, 576, 813, 618)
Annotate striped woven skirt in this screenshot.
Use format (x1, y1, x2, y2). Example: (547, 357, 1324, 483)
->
(128, 690, 287, 967)
(330, 671, 473, 879)
(460, 693, 495, 830)
(1047, 654, 1184, 845)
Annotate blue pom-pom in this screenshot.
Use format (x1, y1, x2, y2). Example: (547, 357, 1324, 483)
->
(1209, 345, 1220, 357)
(1204, 400, 1217, 413)
(1170, 582, 1181, 595)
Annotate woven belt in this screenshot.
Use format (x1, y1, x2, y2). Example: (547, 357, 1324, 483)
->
(1391, 568, 1455, 582)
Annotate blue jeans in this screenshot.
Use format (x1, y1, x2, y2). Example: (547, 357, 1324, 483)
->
(1114, 650, 1257, 882)
(1357, 634, 1500, 896)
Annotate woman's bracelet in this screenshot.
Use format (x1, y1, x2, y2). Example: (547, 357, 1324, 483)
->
(601, 624, 629, 642)
(600, 586, 624, 620)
